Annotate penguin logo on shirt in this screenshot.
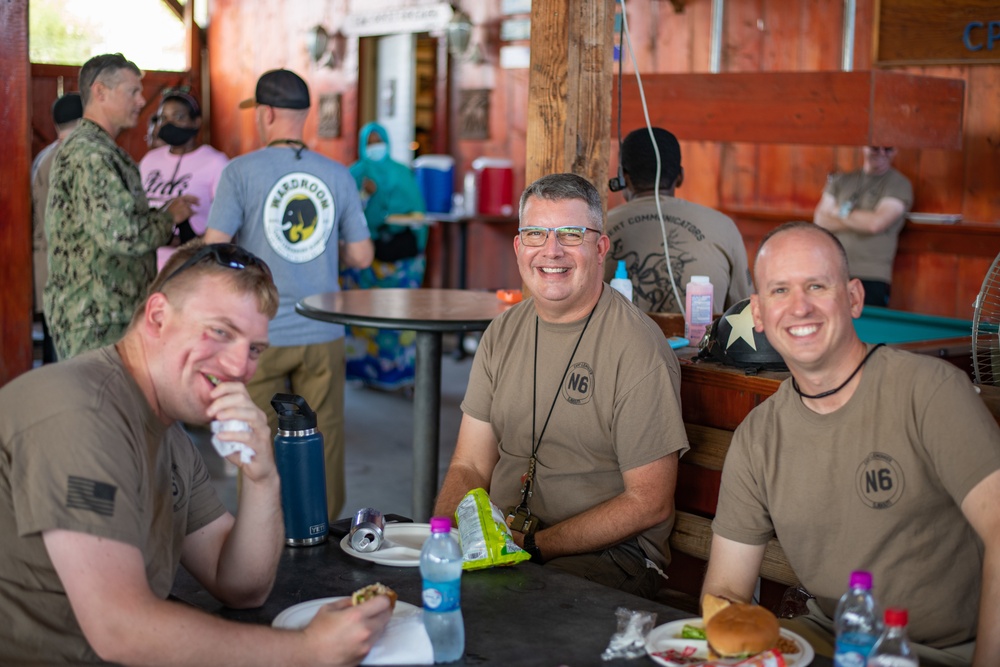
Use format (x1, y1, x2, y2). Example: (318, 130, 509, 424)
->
(264, 172, 336, 263)
(563, 362, 594, 406)
(855, 452, 904, 510)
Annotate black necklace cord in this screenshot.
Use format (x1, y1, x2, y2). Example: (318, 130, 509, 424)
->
(792, 343, 885, 400)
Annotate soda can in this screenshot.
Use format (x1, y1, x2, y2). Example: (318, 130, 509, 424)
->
(350, 507, 385, 552)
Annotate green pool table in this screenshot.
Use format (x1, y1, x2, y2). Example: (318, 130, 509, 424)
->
(854, 306, 973, 364)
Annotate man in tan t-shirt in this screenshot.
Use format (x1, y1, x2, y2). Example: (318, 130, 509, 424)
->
(433, 173, 688, 599)
(813, 146, 913, 307)
(0, 242, 390, 665)
(702, 223, 1000, 667)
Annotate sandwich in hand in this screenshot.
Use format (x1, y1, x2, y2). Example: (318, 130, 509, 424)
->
(701, 594, 781, 659)
(351, 583, 397, 611)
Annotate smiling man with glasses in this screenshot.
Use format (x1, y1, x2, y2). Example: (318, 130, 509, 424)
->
(433, 173, 688, 599)
(813, 144, 913, 307)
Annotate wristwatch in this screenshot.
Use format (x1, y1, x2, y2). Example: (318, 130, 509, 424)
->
(522, 532, 543, 564)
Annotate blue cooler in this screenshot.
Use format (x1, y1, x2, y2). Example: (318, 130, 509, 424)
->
(413, 155, 455, 214)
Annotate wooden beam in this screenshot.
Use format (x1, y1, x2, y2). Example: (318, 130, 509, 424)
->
(612, 71, 965, 150)
(526, 1, 615, 191)
(162, 0, 184, 22)
(0, 0, 33, 386)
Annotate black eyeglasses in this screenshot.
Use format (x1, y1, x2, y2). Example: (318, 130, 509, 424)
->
(160, 244, 271, 287)
(517, 226, 602, 247)
(867, 146, 895, 154)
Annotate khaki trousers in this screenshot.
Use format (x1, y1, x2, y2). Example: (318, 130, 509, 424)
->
(245, 339, 347, 521)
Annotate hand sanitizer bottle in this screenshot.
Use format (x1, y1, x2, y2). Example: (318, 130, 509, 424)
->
(610, 260, 633, 302)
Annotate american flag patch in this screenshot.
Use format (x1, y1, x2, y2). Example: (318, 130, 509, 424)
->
(66, 476, 117, 517)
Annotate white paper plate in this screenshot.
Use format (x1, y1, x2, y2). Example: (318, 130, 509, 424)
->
(272, 596, 420, 629)
(645, 618, 814, 666)
(339, 523, 457, 567)
(907, 212, 962, 225)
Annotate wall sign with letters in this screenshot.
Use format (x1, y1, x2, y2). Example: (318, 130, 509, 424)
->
(877, 0, 1000, 65)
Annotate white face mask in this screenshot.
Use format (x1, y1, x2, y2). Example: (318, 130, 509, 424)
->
(366, 142, 388, 161)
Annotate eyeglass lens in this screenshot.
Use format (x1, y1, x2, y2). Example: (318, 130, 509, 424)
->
(519, 227, 592, 246)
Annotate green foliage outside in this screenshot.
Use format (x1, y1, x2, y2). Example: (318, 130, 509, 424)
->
(29, 0, 96, 65)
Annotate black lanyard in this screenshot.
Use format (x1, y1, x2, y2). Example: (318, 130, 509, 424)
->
(514, 303, 597, 512)
(268, 138, 307, 160)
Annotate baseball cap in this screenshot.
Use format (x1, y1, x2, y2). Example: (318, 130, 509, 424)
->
(621, 127, 682, 184)
(238, 69, 310, 110)
(52, 93, 83, 125)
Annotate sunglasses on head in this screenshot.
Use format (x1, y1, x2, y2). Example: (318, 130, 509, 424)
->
(160, 244, 271, 287)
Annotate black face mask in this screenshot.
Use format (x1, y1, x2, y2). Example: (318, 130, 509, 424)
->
(157, 123, 199, 147)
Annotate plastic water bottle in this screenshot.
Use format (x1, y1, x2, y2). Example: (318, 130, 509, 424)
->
(867, 609, 918, 667)
(610, 260, 634, 302)
(835, 571, 883, 667)
(421, 516, 464, 663)
(684, 275, 713, 344)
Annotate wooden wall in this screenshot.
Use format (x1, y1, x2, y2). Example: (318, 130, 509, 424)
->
(201, 0, 1000, 316)
(5, 0, 1000, 385)
(1, 0, 32, 384)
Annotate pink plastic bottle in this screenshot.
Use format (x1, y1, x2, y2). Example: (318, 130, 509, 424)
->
(684, 275, 713, 344)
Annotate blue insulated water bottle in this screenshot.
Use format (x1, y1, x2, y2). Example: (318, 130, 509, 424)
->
(271, 393, 329, 546)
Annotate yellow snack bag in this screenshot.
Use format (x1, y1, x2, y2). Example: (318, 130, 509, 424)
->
(455, 488, 531, 570)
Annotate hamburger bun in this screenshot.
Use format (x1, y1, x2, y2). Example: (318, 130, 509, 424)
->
(351, 582, 397, 610)
(704, 601, 780, 658)
(701, 593, 732, 626)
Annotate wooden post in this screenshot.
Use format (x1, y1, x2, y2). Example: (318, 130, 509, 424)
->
(0, 0, 33, 385)
(526, 1, 615, 198)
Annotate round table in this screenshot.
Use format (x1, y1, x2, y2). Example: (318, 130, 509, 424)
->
(296, 288, 511, 520)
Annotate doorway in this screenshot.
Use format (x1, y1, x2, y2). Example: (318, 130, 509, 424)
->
(358, 33, 442, 166)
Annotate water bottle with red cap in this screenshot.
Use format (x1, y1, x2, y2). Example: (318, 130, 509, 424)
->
(867, 608, 918, 666)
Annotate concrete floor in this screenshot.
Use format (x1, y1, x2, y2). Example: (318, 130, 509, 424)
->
(189, 334, 473, 522)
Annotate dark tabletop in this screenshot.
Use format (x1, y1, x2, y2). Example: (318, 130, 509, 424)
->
(171, 533, 760, 667)
(296, 288, 512, 334)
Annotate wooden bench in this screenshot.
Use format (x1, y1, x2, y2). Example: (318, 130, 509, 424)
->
(646, 313, 798, 610)
(671, 421, 799, 589)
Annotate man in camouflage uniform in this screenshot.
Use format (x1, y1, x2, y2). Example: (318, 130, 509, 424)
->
(44, 53, 196, 360)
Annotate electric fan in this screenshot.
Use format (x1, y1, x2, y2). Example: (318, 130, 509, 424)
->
(972, 251, 1000, 386)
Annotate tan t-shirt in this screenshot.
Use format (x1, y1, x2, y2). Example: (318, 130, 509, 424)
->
(0, 347, 226, 664)
(713, 345, 1000, 647)
(462, 286, 689, 568)
(604, 195, 753, 314)
(824, 168, 913, 283)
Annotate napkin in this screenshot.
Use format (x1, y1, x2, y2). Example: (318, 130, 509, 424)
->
(362, 609, 434, 665)
(210, 419, 255, 464)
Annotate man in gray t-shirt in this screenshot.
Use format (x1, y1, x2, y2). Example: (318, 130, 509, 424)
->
(813, 146, 913, 306)
(205, 69, 373, 521)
